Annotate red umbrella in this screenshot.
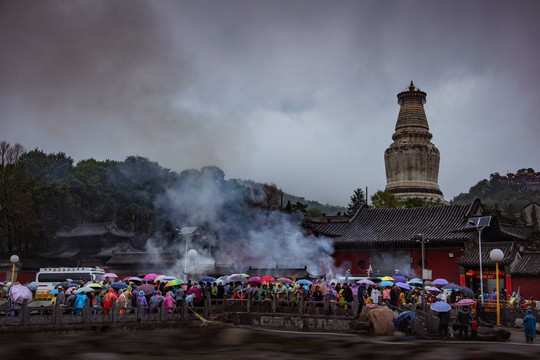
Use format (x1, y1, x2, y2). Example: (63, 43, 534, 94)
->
(186, 287, 203, 303)
(260, 276, 275, 282)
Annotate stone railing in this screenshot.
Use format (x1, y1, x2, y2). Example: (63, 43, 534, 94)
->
(0, 294, 362, 327)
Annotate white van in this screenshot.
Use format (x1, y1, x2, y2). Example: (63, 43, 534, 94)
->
(35, 267, 105, 299)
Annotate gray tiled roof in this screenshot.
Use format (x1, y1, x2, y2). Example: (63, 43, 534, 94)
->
(57, 222, 135, 239)
(457, 241, 517, 266)
(511, 252, 540, 276)
(309, 199, 483, 249)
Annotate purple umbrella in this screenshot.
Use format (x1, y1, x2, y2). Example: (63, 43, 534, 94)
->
(246, 277, 261, 284)
(396, 282, 411, 290)
(393, 275, 407, 283)
(430, 301, 451, 312)
(357, 279, 376, 286)
(432, 278, 448, 286)
(9, 284, 33, 304)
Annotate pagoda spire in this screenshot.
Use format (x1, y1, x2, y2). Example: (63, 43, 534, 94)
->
(384, 81, 448, 206)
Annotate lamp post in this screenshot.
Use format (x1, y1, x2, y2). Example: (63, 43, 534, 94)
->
(177, 227, 197, 274)
(414, 234, 429, 313)
(187, 249, 198, 275)
(9, 255, 19, 287)
(466, 217, 491, 306)
(490, 248, 504, 326)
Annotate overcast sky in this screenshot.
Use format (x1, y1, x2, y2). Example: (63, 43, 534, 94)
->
(1, 0, 539, 207)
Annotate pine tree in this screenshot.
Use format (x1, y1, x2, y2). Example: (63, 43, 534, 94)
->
(346, 188, 366, 216)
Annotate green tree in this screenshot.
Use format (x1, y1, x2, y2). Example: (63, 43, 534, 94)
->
(0, 141, 40, 254)
(404, 197, 426, 208)
(346, 188, 366, 216)
(370, 190, 401, 209)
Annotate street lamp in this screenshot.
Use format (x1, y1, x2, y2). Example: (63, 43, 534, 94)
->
(177, 227, 197, 274)
(466, 216, 491, 305)
(414, 234, 429, 313)
(187, 249, 198, 275)
(490, 248, 504, 326)
(9, 255, 19, 287)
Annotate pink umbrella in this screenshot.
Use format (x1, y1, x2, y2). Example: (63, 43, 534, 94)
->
(246, 277, 261, 283)
(456, 299, 476, 306)
(104, 273, 118, 278)
(143, 273, 158, 281)
(357, 279, 376, 286)
(277, 277, 292, 283)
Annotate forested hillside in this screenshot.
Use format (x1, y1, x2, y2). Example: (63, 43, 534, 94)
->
(451, 168, 540, 220)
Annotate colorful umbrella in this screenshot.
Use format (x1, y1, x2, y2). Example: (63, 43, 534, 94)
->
(430, 301, 452, 312)
(456, 299, 476, 306)
(381, 276, 395, 281)
(143, 273, 159, 282)
(165, 279, 184, 287)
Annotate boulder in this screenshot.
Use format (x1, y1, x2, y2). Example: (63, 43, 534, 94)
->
(514, 318, 523, 327)
(477, 326, 511, 342)
(367, 306, 394, 336)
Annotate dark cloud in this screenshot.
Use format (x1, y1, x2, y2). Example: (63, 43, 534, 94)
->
(1, 0, 539, 206)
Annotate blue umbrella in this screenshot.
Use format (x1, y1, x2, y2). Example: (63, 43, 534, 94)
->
(407, 278, 423, 285)
(128, 277, 143, 282)
(49, 289, 59, 294)
(430, 301, 451, 312)
(393, 275, 407, 283)
(395, 311, 415, 328)
(200, 277, 216, 283)
(296, 279, 312, 285)
(27, 281, 39, 291)
(379, 280, 394, 287)
(111, 281, 128, 290)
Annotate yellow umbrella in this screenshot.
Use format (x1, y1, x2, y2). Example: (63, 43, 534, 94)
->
(154, 275, 167, 282)
(381, 276, 395, 281)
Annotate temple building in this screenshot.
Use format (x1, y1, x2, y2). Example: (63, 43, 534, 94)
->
(384, 81, 448, 205)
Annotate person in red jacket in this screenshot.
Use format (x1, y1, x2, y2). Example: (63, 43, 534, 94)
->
(103, 288, 118, 315)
